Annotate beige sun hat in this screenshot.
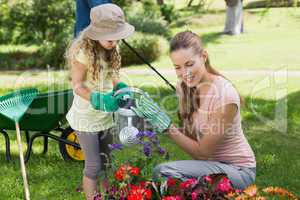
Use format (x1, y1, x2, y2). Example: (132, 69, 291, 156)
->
(84, 3, 135, 41)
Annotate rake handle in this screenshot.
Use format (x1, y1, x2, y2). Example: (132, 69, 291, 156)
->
(15, 122, 30, 200)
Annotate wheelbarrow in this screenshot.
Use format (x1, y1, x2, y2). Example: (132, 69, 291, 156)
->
(0, 89, 84, 162)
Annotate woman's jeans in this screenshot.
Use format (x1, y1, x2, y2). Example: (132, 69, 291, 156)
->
(153, 160, 256, 189)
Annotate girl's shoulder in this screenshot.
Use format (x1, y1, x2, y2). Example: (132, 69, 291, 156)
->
(75, 48, 89, 66)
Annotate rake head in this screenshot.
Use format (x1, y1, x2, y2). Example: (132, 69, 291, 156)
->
(0, 88, 38, 122)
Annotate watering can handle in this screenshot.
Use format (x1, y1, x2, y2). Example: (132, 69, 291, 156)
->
(113, 87, 149, 98)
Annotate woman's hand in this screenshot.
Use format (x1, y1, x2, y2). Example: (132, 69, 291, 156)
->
(132, 95, 171, 133)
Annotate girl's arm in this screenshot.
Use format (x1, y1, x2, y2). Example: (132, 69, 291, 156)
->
(70, 60, 91, 101)
(166, 103, 238, 160)
(111, 73, 130, 91)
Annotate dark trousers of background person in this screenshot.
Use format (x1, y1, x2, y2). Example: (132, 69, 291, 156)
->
(75, 0, 112, 37)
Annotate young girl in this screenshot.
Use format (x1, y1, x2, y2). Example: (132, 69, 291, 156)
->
(66, 4, 134, 199)
(133, 31, 256, 189)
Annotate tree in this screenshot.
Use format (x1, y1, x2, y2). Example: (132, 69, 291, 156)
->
(224, 0, 243, 35)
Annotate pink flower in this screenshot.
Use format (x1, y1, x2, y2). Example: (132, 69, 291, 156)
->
(191, 192, 198, 200)
(179, 178, 198, 189)
(235, 189, 242, 193)
(204, 175, 213, 184)
(162, 196, 182, 200)
(216, 177, 233, 193)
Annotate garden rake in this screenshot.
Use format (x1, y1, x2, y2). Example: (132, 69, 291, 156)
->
(0, 88, 38, 200)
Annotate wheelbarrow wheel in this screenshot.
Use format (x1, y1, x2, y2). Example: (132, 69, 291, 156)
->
(59, 127, 84, 161)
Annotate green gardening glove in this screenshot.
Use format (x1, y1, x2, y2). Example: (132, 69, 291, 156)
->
(113, 82, 133, 101)
(90, 91, 119, 112)
(131, 95, 171, 133)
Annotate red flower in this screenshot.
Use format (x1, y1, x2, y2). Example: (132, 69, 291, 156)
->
(139, 181, 151, 188)
(167, 178, 177, 187)
(120, 165, 127, 170)
(144, 189, 152, 199)
(127, 193, 143, 200)
(127, 184, 152, 200)
(130, 167, 140, 176)
(114, 165, 140, 181)
(114, 170, 125, 181)
(114, 165, 128, 181)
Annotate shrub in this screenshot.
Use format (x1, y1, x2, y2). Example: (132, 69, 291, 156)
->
(160, 3, 179, 23)
(0, 30, 71, 70)
(245, 0, 300, 8)
(125, 1, 171, 39)
(0, 0, 74, 44)
(37, 30, 72, 69)
(114, 0, 135, 7)
(119, 32, 168, 66)
(0, 45, 41, 70)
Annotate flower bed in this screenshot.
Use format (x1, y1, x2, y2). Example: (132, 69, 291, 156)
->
(92, 131, 298, 200)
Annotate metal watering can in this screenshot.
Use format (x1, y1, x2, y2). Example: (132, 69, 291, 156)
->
(109, 41, 175, 146)
(113, 87, 152, 146)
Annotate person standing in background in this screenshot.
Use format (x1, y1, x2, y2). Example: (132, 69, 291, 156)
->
(75, 0, 112, 37)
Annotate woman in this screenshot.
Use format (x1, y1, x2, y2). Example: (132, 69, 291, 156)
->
(65, 4, 134, 199)
(133, 31, 256, 189)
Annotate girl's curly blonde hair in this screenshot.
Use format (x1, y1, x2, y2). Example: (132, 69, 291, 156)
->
(65, 31, 121, 81)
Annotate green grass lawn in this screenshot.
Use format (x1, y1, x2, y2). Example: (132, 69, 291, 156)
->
(0, 71, 299, 198)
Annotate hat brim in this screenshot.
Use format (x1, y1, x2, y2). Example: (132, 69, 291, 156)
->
(85, 23, 135, 41)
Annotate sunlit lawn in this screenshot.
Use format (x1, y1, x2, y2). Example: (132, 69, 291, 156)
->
(127, 7, 300, 71)
(0, 68, 300, 198)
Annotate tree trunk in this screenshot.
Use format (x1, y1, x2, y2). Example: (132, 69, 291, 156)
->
(187, 0, 194, 7)
(224, 0, 243, 35)
(157, 0, 164, 5)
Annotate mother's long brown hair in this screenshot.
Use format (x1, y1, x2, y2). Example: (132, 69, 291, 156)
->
(170, 31, 227, 140)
